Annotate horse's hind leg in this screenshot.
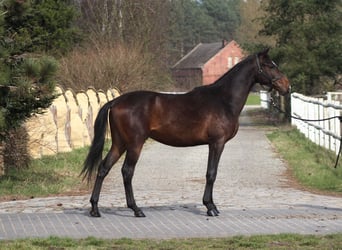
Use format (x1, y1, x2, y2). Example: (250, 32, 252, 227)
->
(121, 144, 145, 217)
(90, 146, 123, 217)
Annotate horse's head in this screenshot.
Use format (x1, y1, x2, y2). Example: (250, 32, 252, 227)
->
(255, 48, 290, 95)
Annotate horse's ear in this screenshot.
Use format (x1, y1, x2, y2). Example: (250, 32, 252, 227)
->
(259, 47, 270, 56)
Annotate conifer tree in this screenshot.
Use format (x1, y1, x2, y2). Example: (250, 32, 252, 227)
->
(0, 0, 80, 139)
(260, 0, 342, 95)
(0, 0, 80, 171)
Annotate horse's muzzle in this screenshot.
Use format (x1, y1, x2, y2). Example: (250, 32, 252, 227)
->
(275, 77, 290, 96)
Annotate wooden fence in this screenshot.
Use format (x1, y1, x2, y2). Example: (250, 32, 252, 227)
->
(291, 92, 342, 155)
(25, 85, 120, 158)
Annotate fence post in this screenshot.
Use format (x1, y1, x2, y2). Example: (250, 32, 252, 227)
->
(306, 97, 310, 138)
(314, 101, 319, 145)
(329, 104, 335, 152)
(324, 100, 330, 150)
(260, 90, 270, 109)
(291, 93, 298, 127)
(0, 141, 3, 176)
(334, 101, 340, 154)
(318, 98, 324, 147)
(338, 114, 342, 156)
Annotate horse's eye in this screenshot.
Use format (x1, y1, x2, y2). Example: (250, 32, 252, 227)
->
(265, 63, 277, 69)
(262, 63, 275, 69)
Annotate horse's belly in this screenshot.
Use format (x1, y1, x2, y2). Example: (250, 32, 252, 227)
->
(150, 129, 207, 147)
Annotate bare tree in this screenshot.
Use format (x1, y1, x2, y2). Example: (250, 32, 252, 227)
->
(77, 0, 169, 52)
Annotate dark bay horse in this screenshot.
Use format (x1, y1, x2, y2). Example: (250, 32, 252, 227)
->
(81, 48, 290, 217)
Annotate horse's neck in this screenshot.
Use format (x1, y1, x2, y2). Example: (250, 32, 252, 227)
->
(216, 65, 256, 117)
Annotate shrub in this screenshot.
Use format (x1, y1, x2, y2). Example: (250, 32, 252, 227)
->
(57, 42, 172, 92)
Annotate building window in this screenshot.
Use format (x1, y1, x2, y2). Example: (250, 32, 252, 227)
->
(228, 57, 233, 68)
(234, 57, 240, 65)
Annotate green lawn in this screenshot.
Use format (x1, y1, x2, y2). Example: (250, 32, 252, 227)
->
(267, 127, 342, 193)
(0, 234, 341, 249)
(0, 146, 91, 200)
(246, 92, 260, 105)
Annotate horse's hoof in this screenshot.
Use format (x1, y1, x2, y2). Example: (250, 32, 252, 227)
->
(214, 207, 220, 214)
(90, 210, 101, 217)
(207, 209, 219, 217)
(134, 210, 146, 217)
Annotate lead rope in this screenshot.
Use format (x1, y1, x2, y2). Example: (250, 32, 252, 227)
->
(268, 97, 342, 168)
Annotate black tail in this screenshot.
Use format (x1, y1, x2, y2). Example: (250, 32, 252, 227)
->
(81, 100, 114, 183)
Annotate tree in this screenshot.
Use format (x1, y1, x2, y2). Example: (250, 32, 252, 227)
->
(3, 0, 81, 55)
(0, 57, 58, 133)
(168, 0, 240, 64)
(59, 0, 172, 93)
(0, 0, 81, 136)
(201, 0, 240, 41)
(168, 0, 214, 61)
(236, 0, 271, 47)
(0, 0, 80, 171)
(260, 0, 342, 95)
(77, 0, 169, 52)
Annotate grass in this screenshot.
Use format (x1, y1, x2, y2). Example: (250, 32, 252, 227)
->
(0, 234, 341, 249)
(0, 146, 91, 200)
(267, 127, 342, 193)
(246, 92, 261, 105)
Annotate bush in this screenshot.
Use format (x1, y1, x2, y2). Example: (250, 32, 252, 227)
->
(57, 42, 172, 92)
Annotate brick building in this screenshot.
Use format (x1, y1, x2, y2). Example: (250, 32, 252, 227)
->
(171, 40, 244, 90)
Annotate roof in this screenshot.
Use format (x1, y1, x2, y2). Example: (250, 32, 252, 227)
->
(172, 42, 224, 69)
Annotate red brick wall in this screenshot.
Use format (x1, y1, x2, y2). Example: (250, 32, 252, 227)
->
(202, 40, 244, 85)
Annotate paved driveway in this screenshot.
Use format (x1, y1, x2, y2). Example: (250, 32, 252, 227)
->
(0, 106, 341, 239)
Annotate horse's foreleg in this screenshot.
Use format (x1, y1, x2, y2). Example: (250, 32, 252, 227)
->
(122, 146, 145, 217)
(203, 142, 225, 216)
(90, 148, 122, 217)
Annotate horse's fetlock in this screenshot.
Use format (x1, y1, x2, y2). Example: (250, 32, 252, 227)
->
(203, 199, 210, 206)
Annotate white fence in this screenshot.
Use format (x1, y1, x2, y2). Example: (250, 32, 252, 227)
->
(260, 90, 271, 109)
(291, 92, 342, 155)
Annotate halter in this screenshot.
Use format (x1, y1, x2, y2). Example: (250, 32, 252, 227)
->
(255, 54, 282, 92)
